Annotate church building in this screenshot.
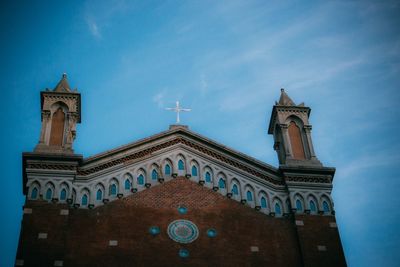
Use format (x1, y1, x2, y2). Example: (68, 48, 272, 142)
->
(16, 74, 346, 266)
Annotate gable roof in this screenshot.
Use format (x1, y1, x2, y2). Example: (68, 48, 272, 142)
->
(80, 125, 281, 182)
(277, 88, 295, 106)
(54, 73, 72, 92)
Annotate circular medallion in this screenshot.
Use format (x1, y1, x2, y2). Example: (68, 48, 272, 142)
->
(207, 228, 217, 238)
(167, 219, 199, 244)
(179, 248, 190, 258)
(177, 206, 188, 214)
(149, 226, 160, 236)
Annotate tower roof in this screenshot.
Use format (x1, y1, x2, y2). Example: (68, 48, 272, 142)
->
(277, 88, 295, 106)
(53, 73, 71, 92)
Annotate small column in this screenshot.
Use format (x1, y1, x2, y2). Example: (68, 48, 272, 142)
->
(212, 171, 219, 191)
(254, 190, 261, 210)
(39, 111, 51, 144)
(226, 177, 232, 198)
(304, 125, 316, 159)
(280, 124, 292, 158)
(117, 176, 124, 197)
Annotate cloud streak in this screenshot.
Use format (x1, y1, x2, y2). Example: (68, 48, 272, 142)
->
(86, 18, 102, 39)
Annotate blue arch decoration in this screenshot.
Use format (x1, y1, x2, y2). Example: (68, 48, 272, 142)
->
(60, 189, 67, 200)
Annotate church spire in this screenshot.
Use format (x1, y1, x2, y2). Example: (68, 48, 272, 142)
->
(277, 88, 295, 106)
(268, 88, 321, 166)
(34, 74, 81, 154)
(53, 73, 71, 92)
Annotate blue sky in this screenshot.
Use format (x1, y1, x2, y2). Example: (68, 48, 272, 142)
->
(1, 1, 399, 266)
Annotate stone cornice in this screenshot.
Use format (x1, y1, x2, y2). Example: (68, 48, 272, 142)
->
(77, 137, 284, 185)
(284, 176, 331, 184)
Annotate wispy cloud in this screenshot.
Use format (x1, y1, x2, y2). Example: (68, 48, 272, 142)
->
(337, 149, 400, 179)
(86, 17, 102, 39)
(152, 91, 165, 108)
(200, 74, 208, 95)
(83, 0, 130, 40)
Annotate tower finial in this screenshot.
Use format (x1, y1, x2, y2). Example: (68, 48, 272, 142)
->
(278, 88, 295, 106)
(62, 73, 67, 78)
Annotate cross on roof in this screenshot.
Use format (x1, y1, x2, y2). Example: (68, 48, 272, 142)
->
(165, 101, 191, 124)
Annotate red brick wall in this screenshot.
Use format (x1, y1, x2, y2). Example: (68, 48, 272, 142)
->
(294, 214, 347, 267)
(17, 178, 344, 267)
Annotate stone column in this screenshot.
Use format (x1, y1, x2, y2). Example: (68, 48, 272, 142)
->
(280, 124, 292, 158)
(39, 111, 50, 144)
(65, 112, 77, 150)
(118, 175, 124, 197)
(212, 169, 219, 191)
(225, 177, 231, 197)
(304, 125, 316, 159)
(254, 190, 260, 209)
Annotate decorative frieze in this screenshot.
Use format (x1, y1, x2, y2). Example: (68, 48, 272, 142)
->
(285, 176, 331, 184)
(76, 137, 283, 185)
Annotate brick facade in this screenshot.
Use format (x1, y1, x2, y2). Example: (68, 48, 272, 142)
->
(17, 177, 344, 267)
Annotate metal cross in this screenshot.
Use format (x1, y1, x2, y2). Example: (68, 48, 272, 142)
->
(165, 101, 191, 124)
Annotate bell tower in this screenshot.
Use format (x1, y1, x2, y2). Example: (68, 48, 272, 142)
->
(34, 74, 81, 154)
(268, 89, 321, 166)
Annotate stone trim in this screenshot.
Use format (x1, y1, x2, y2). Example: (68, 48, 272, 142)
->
(285, 176, 331, 184)
(250, 246, 259, 252)
(27, 163, 76, 171)
(23, 208, 32, 214)
(75, 137, 283, 185)
(109, 240, 118, 246)
(38, 233, 48, 239)
(54, 260, 63, 266)
(15, 259, 24, 266)
(60, 209, 69, 215)
(329, 222, 337, 228)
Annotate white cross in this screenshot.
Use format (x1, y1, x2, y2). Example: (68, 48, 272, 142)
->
(165, 101, 191, 124)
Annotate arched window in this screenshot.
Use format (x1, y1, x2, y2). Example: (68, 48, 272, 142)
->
(191, 166, 198, 176)
(246, 191, 253, 201)
(124, 179, 131, 190)
(81, 194, 88, 206)
(323, 201, 330, 213)
(275, 203, 282, 215)
(49, 107, 65, 146)
(165, 164, 171, 175)
(310, 200, 316, 213)
(152, 169, 158, 180)
(31, 187, 38, 199)
(110, 184, 117, 195)
(205, 172, 211, 183)
(296, 199, 303, 211)
(45, 188, 53, 200)
(218, 178, 225, 189)
(60, 189, 67, 201)
(137, 174, 144, 185)
(178, 160, 185, 170)
(261, 197, 267, 208)
(288, 121, 306, 160)
(232, 184, 239, 195)
(96, 189, 103, 201)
